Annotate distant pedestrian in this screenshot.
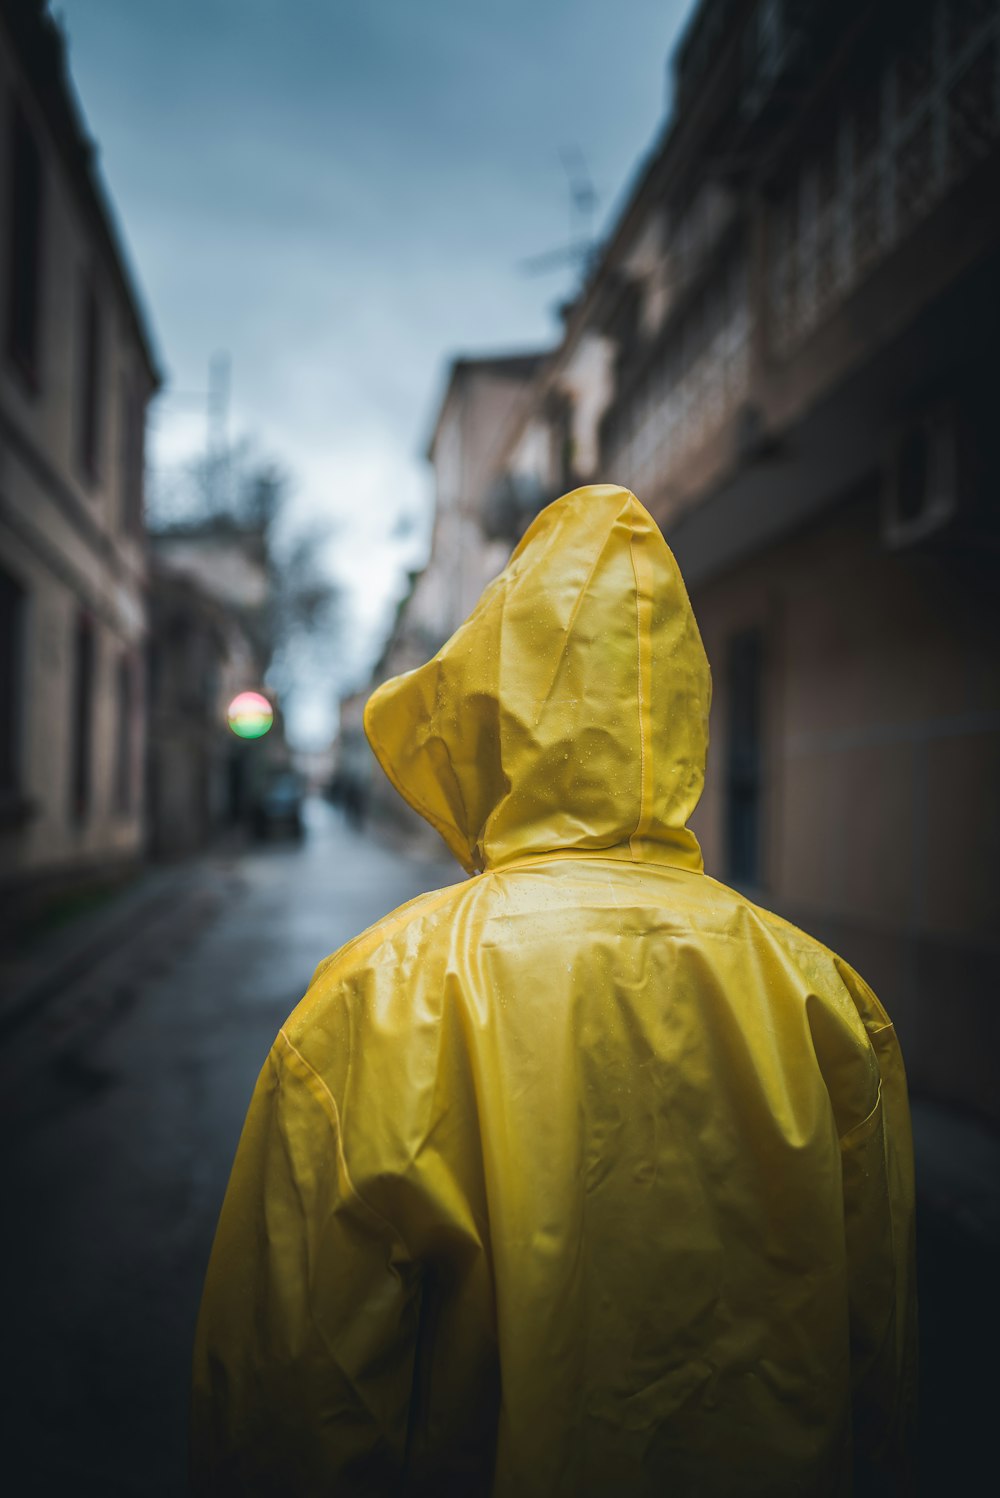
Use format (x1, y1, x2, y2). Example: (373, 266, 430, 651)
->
(192, 486, 916, 1496)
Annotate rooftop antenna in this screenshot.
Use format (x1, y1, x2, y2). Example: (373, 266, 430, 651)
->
(206, 350, 231, 513)
(519, 147, 599, 277)
(144, 353, 232, 525)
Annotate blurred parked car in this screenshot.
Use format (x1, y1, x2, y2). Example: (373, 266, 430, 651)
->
(253, 768, 304, 839)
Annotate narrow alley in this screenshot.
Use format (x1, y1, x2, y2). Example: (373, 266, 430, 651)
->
(0, 805, 997, 1494)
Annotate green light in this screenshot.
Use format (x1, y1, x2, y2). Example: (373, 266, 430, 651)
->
(227, 691, 274, 739)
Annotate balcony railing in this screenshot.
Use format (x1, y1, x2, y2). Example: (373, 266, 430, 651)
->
(767, 0, 1000, 355)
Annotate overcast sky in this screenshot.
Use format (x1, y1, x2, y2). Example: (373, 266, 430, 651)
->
(56, 0, 695, 744)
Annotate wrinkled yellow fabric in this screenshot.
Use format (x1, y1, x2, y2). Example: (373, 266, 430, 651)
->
(192, 485, 916, 1497)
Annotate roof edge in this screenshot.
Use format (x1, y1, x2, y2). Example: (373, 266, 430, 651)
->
(0, 0, 163, 387)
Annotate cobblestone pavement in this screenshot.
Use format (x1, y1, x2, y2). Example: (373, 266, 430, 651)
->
(0, 802, 995, 1493)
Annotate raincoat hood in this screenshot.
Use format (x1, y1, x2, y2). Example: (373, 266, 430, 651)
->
(364, 485, 711, 874)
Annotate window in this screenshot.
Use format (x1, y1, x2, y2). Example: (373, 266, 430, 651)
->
(71, 612, 96, 823)
(742, 0, 788, 116)
(119, 374, 141, 533)
(753, 0, 786, 84)
(884, 401, 961, 545)
(123, 374, 144, 533)
(0, 567, 26, 800)
(5, 100, 44, 387)
(767, 2, 1000, 355)
(113, 654, 134, 815)
(547, 391, 576, 491)
(77, 273, 102, 481)
(726, 629, 765, 887)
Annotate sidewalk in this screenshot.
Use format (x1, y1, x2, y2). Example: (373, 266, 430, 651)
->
(0, 852, 243, 1040)
(911, 1095, 1000, 1244)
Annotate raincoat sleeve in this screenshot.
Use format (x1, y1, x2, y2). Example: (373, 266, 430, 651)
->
(835, 961, 918, 1493)
(191, 1028, 420, 1497)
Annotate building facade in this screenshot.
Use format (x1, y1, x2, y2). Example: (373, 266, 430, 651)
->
(0, 0, 159, 889)
(416, 352, 547, 653)
(147, 557, 262, 859)
(147, 521, 273, 857)
(360, 352, 545, 839)
(427, 0, 1000, 1120)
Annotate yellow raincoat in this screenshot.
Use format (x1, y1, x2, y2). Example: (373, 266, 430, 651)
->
(192, 486, 916, 1496)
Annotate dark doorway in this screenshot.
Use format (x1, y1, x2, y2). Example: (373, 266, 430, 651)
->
(0, 566, 26, 801)
(71, 613, 96, 824)
(725, 628, 764, 887)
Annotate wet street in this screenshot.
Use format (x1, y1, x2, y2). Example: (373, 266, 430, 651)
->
(0, 803, 458, 1497)
(0, 803, 996, 1494)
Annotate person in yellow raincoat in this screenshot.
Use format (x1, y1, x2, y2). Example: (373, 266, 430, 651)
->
(192, 485, 916, 1496)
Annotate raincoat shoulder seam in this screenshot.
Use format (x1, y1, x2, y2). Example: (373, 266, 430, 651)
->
(719, 881, 842, 965)
(273, 1028, 414, 1257)
(702, 879, 879, 1013)
(307, 882, 468, 990)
